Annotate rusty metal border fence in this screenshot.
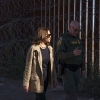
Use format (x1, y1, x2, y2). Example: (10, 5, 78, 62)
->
(0, 0, 100, 77)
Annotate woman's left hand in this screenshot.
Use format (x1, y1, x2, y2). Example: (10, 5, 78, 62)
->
(82, 71, 86, 79)
(54, 81, 58, 87)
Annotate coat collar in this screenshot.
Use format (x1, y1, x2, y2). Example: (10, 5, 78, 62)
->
(32, 45, 53, 52)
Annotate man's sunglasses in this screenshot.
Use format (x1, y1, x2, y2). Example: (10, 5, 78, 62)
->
(46, 34, 51, 38)
(71, 26, 81, 33)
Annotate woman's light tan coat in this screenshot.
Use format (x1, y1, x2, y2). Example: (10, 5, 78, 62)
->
(23, 45, 57, 93)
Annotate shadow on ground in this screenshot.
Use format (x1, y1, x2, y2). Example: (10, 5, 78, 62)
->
(0, 77, 95, 100)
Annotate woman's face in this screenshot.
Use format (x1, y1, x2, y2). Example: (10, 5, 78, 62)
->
(45, 30, 51, 43)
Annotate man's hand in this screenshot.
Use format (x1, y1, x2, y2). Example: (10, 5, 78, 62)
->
(73, 47, 82, 56)
(23, 86, 29, 92)
(54, 81, 58, 88)
(82, 71, 86, 79)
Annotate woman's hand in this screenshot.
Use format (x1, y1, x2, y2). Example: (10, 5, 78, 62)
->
(82, 71, 86, 79)
(54, 81, 58, 87)
(23, 86, 29, 92)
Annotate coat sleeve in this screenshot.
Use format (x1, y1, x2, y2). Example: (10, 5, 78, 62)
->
(52, 49, 57, 83)
(53, 64, 57, 83)
(23, 46, 34, 87)
(49, 46, 57, 83)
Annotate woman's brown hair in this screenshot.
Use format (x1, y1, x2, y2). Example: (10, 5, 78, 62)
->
(32, 27, 50, 45)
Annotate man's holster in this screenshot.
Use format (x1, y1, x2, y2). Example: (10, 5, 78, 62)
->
(65, 64, 81, 72)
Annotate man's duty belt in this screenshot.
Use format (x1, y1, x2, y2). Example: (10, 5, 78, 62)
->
(64, 64, 81, 72)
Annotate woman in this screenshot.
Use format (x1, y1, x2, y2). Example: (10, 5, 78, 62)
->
(23, 27, 58, 100)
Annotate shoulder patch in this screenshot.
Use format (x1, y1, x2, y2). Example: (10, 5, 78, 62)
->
(77, 39, 80, 44)
(57, 37, 62, 46)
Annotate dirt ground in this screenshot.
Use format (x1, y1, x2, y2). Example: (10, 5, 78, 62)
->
(0, 77, 96, 100)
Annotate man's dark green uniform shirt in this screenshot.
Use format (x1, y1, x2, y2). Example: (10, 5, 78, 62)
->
(57, 32, 85, 70)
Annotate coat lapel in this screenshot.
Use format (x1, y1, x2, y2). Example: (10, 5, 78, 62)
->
(35, 45, 43, 74)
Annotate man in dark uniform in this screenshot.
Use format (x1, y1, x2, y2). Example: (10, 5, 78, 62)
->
(57, 20, 86, 100)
